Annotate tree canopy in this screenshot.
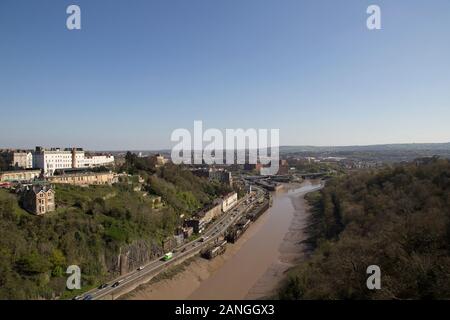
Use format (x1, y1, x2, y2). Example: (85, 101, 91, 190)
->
(280, 158, 450, 299)
(0, 163, 230, 299)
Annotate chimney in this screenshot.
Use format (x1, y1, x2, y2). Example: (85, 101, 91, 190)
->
(72, 148, 76, 168)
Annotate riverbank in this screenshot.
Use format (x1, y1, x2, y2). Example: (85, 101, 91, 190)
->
(123, 180, 321, 300)
(122, 210, 270, 300)
(245, 181, 318, 299)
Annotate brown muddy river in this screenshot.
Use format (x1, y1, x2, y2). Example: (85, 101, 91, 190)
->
(188, 180, 321, 300)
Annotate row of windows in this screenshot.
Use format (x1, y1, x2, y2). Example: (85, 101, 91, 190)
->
(55, 176, 105, 181)
(45, 155, 71, 159)
(38, 205, 53, 213)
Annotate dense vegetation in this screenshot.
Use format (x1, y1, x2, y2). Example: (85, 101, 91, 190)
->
(120, 152, 158, 175)
(0, 161, 229, 299)
(280, 158, 450, 299)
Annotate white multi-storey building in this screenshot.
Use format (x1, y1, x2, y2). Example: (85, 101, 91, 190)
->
(33, 148, 73, 174)
(11, 152, 33, 169)
(33, 147, 114, 175)
(84, 155, 115, 167)
(222, 192, 238, 213)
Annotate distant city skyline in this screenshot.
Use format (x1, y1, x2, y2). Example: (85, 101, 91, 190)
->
(1, 0, 449, 150)
(2, 142, 450, 153)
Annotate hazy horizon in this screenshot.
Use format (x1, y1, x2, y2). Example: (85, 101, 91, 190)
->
(1, 141, 450, 153)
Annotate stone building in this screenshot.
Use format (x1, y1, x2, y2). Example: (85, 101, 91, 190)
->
(21, 184, 55, 215)
(185, 200, 222, 233)
(183, 226, 194, 239)
(156, 154, 167, 165)
(192, 168, 233, 186)
(47, 171, 117, 186)
(149, 195, 162, 209)
(208, 169, 233, 186)
(0, 170, 41, 182)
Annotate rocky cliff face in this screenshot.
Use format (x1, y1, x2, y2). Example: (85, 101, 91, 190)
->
(108, 240, 163, 275)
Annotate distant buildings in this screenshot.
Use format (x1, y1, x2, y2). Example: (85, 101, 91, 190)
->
(0, 170, 41, 182)
(255, 179, 283, 191)
(11, 151, 33, 169)
(192, 168, 233, 186)
(184, 192, 237, 234)
(33, 146, 114, 175)
(244, 163, 263, 173)
(47, 171, 117, 186)
(244, 160, 289, 175)
(20, 184, 55, 215)
(277, 159, 289, 175)
(209, 169, 233, 186)
(185, 200, 222, 234)
(153, 154, 169, 167)
(1, 146, 115, 176)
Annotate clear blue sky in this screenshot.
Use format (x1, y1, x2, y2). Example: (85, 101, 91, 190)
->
(0, 0, 449, 150)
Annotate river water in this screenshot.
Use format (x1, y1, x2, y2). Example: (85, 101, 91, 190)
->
(188, 180, 321, 300)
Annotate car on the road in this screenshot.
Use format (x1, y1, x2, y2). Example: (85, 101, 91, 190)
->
(83, 295, 93, 300)
(112, 281, 122, 288)
(181, 247, 186, 252)
(72, 295, 83, 300)
(98, 283, 108, 289)
(162, 252, 173, 261)
(137, 266, 144, 271)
